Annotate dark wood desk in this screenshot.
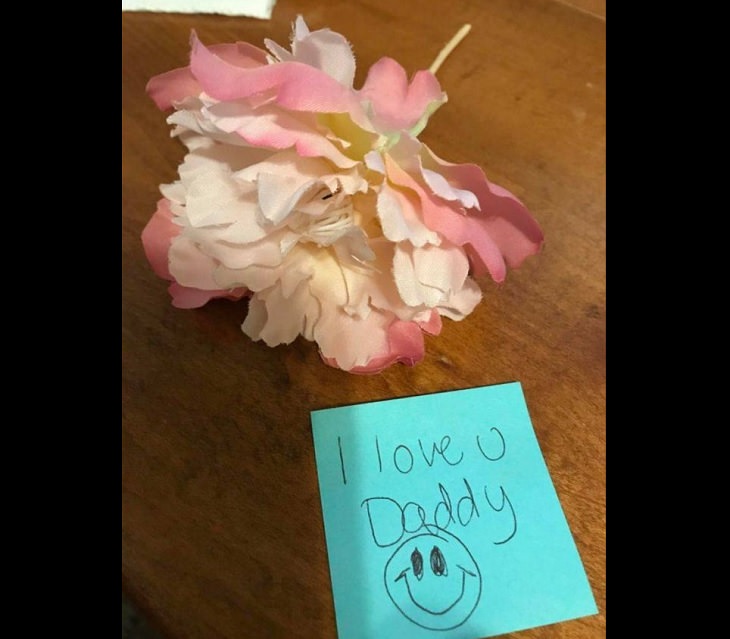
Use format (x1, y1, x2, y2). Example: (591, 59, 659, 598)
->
(122, 1, 605, 637)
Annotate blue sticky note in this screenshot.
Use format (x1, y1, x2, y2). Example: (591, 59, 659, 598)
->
(311, 382, 597, 639)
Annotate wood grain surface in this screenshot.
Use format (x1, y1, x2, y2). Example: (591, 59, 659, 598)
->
(122, 1, 606, 637)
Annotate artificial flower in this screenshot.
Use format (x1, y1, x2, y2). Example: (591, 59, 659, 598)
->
(142, 17, 543, 373)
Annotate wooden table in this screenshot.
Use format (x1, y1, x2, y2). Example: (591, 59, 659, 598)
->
(122, 1, 606, 637)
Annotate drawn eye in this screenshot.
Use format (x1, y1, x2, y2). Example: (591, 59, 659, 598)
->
(411, 547, 424, 581)
(430, 546, 448, 577)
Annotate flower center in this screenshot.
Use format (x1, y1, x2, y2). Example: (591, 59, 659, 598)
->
(289, 197, 357, 248)
(304, 205, 356, 246)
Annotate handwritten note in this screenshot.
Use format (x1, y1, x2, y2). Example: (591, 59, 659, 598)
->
(311, 382, 597, 639)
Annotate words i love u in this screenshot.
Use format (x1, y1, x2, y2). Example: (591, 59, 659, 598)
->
(336, 428, 519, 547)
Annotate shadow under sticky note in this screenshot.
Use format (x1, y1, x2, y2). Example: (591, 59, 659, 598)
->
(311, 382, 597, 639)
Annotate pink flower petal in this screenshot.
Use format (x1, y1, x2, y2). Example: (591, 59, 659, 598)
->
(169, 283, 247, 309)
(207, 41, 268, 68)
(141, 198, 179, 279)
(386, 320, 426, 364)
(384, 155, 508, 281)
(146, 67, 201, 111)
(320, 318, 426, 374)
(359, 57, 445, 132)
(421, 146, 544, 268)
(190, 33, 368, 126)
(146, 41, 268, 110)
(142, 201, 248, 309)
(417, 309, 442, 335)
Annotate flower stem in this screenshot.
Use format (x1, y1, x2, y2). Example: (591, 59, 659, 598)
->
(429, 23, 472, 75)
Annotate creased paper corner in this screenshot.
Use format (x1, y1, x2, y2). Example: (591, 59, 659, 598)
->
(121, 0, 276, 20)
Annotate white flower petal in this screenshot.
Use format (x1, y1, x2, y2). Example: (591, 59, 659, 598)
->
(212, 218, 268, 244)
(412, 243, 470, 295)
(393, 245, 434, 307)
(264, 38, 292, 64)
(215, 264, 279, 292)
(168, 109, 252, 148)
(241, 295, 268, 339)
(204, 102, 358, 168)
(393, 243, 472, 309)
(314, 308, 391, 370)
(184, 168, 249, 227)
(235, 151, 367, 194)
(264, 16, 355, 86)
(196, 230, 291, 269)
(252, 282, 321, 346)
(290, 17, 355, 87)
(168, 236, 221, 290)
(438, 278, 483, 320)
(421, 167, 480, 210)
(364, 150, 386, 173)
(257, 172, 322, 224)
(293, 15, 311, 40)
(159, 182, 186, 205)
(376, 183, 440, 247)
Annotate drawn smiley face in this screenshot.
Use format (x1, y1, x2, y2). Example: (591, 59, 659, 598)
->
(384, 529, 482, 630)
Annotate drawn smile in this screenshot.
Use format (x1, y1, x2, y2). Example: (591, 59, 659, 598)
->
(384, 530, 482, 631)
(395, 565, 476, 615)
